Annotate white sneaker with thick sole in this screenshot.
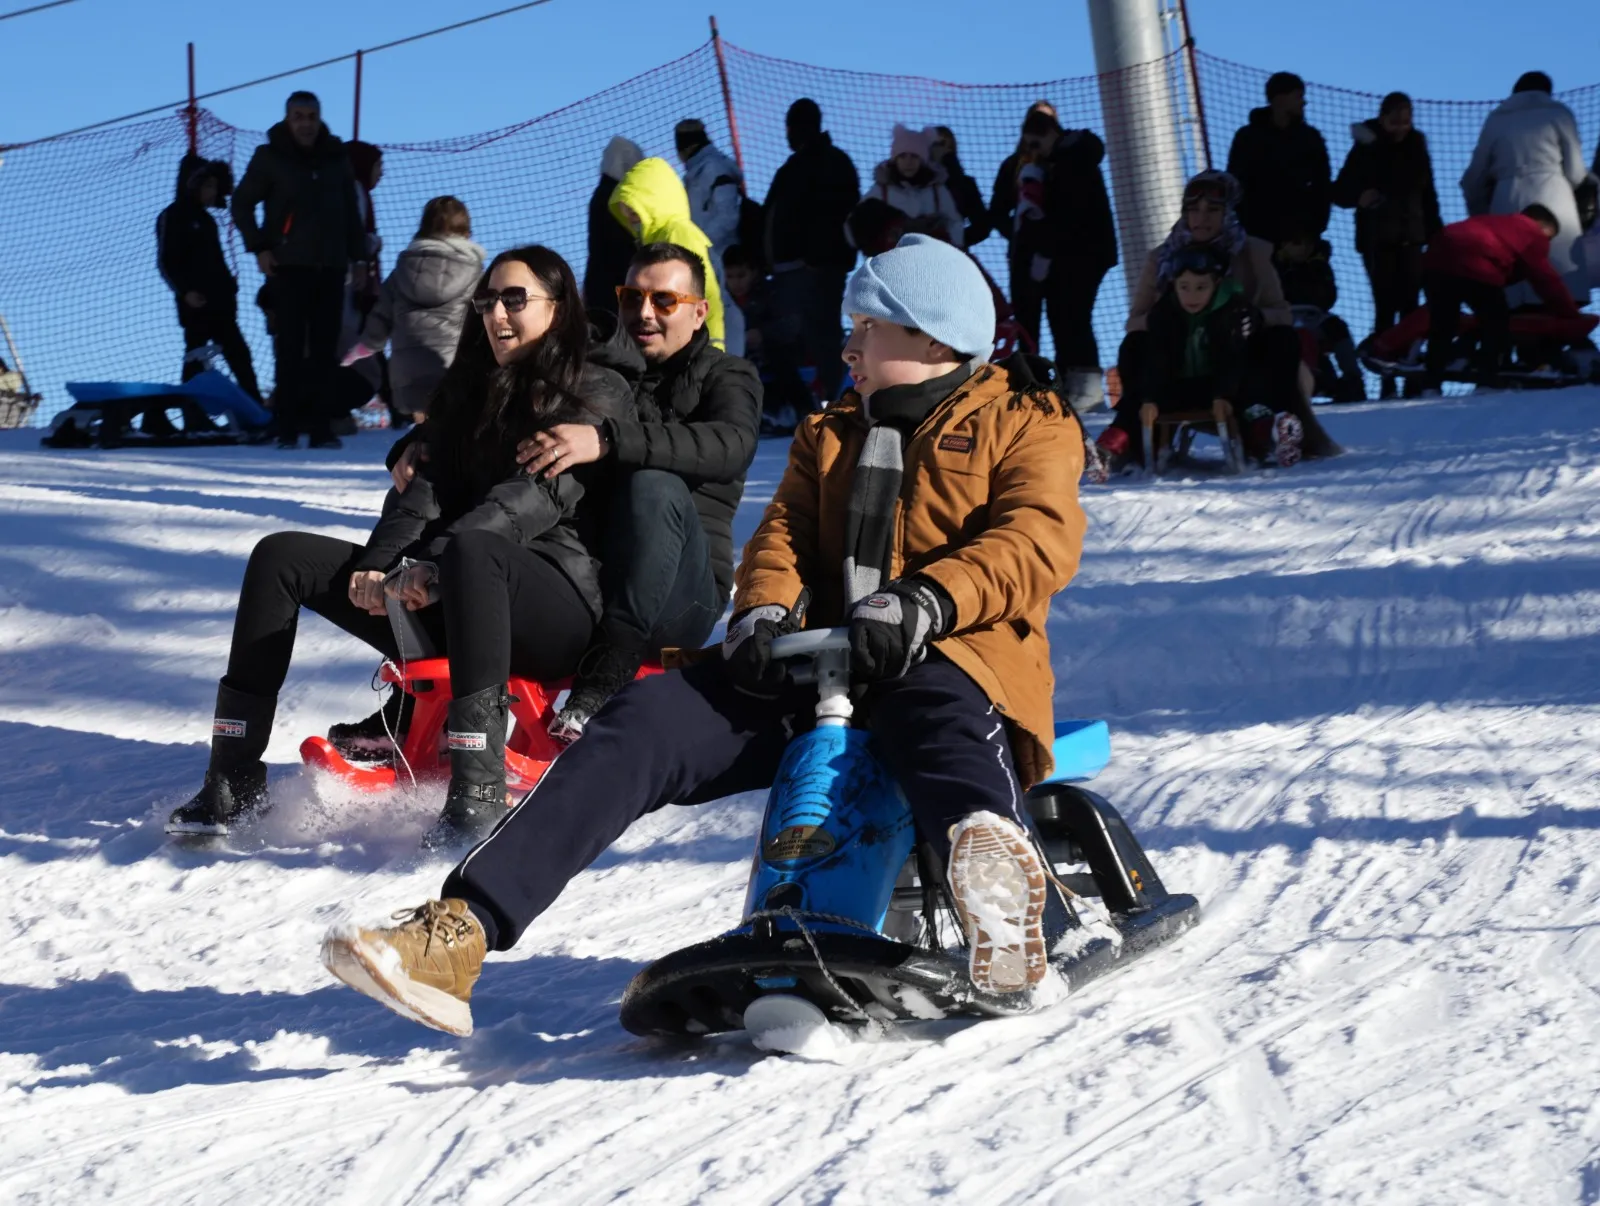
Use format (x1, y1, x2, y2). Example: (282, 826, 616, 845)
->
(947, 811, 1049, 994)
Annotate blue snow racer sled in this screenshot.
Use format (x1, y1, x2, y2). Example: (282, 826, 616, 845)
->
(618, 629, 1201, 1039)
(41, 371, 272, 448)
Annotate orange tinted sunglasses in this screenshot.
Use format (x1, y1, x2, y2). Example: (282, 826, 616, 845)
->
(616, 285, 704, 315)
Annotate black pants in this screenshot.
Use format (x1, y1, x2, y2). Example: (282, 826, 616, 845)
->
(598, 469, 722, 656)
(221, 530, 593, 704)
(770, 266, 848, 405)
(444, 652, 1029, 950)
(1012, 263, 1106, 368)
(271, 266, 346, 440)
(1364, 245, 1424, 337)
(1423, 271, 1510, 385)
(179, 296, 262, 402)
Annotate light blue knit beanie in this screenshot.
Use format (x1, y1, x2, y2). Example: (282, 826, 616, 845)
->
(843, 234, 995, 359)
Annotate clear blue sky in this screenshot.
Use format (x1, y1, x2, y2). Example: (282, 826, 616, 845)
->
(2, 0, 1597, 146)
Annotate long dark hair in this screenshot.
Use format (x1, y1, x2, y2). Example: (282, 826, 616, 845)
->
(428, 245, 591, 493)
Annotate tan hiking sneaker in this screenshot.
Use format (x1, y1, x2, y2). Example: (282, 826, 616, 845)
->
(321, 898, 486, 1036)
(948, 811, 1049, 994)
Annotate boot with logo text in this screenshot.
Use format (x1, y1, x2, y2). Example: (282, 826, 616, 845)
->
(166, 681, 276, 837)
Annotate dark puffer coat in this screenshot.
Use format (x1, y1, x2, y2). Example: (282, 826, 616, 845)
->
(1332, 120, 1443, 254)
(231, 120, 366, 270)
(1226, 108, 1332, 246)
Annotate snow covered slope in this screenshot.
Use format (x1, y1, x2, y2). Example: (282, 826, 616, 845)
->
(3, 391, 1599, 1204)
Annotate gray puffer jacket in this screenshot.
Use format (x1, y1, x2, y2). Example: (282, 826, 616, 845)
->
(361, 235, 487, 417)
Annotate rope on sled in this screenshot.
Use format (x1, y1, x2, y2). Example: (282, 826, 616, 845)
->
(745, 907, 880, 1026)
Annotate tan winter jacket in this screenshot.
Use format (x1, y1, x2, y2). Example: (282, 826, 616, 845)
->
(1126, 234, 1291, 332)
(735, 360, 1086, 788)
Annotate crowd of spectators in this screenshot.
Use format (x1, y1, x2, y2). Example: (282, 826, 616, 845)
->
(160, 68, 1600, 467)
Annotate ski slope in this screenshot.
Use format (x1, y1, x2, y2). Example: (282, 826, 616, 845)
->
(3, 390, 1600, 1204)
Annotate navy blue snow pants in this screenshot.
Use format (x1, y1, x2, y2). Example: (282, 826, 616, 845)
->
(443, 652, 1029, 951)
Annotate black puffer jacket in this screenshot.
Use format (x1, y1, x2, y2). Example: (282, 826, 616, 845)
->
(765, 132, 861, 271)
(359, 363, 633, 618)
(1227, 108, 1332, 246)
(990, 130, 1118, 275)
(231, 120, 366, 269)
(156, 154, 237, 308)
(598, 325, 761, 601)
(1332, 120, 1443, 254)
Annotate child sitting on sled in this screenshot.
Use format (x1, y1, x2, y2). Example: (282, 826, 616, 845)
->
(1092, 243, 1299, 477)
(320, 234, 1089, 1036)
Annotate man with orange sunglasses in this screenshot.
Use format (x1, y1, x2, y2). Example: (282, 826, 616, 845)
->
(522, 241, 762, 738)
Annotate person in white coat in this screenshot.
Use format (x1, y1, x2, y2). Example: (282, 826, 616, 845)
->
(674, 118, 745, 356)
(1461, 71, 1588, 301)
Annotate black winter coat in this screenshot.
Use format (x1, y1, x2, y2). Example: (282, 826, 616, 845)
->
(1332, 121, 1443, 254)
(937, 152, 993, 248)
(1143, 284, 1260, 406)
(157, 155, 237, 313)
(360, 363, 633, 618)
(1274, 240, 1339, 313)
(598, 325, 761, 601)
(1227, 108, 1333, 246)
(232, 121, 365, 270)
(584, 174, 637, 316)
(765, 133, 861, 272)
(990, 130, 1118, 276)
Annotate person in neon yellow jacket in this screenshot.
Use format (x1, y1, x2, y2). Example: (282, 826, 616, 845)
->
(609, 157, 726, 350)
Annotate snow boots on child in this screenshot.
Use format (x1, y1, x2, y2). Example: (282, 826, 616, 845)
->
(321, 897, 487, 1036)
(947, 811, 1049, 994)
(422, 684, 509, 850)
(165, 682, 276, 837)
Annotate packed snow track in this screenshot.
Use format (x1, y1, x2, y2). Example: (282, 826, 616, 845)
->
(2, 390, 1599, 1203)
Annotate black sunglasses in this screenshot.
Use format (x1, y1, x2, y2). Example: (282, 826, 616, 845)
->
(471, 286, 554, 315)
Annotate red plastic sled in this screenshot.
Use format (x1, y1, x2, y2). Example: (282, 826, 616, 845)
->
(1369, 305, 1599, 361)
(300, 657, 663, 794)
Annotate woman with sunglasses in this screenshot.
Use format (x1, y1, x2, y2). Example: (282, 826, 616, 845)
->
(166, 245, 631, 847)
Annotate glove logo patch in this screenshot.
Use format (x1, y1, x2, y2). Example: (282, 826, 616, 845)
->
(866, 596, 892, 609)
(764, 825, 837, 863)
(447, 730, 487, 751)
(938, 434, 973, 454)
(213, 719, 247, 739)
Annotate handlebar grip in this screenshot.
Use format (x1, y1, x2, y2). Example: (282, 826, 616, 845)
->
(769, 627, 851, 661)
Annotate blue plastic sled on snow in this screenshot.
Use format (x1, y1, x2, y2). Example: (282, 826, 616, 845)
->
(43, 371, 271, 448)
(618, 630, 1200, 1040)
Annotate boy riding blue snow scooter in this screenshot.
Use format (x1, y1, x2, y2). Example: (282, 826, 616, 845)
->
(320, 235, 1198, 1039)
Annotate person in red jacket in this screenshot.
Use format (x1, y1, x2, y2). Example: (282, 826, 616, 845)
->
(1422, 204, 1575, 388)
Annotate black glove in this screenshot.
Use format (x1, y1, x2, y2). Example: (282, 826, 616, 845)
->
(849, 578, 954, 682)
(723, 605, 798, 695)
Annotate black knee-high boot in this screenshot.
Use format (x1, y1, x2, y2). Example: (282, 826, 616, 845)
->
(423, 684, 508, 850)
(166, 681, 276, 836)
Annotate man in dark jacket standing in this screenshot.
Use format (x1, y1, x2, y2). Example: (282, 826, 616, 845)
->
(515, 242, 761, 738)
(763, 98, 860, 405)
(232, 90, 366, 449)
(1333, 94, 1442, 333)
(989, 109, 1117, 411)
(1227, 72, 1332, 250)
(584, 136, 645, 316)
(157, 154, 262, 403)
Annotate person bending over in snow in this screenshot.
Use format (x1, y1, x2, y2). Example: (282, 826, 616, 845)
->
(320, 234, 1088, 1036)
(1094, 243, 1296, 474)
(1420, 204, 1576, 391)
(166, 246, 631, 846)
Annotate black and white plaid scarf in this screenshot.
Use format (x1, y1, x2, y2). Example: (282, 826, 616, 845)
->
(843, 362, 978, 606)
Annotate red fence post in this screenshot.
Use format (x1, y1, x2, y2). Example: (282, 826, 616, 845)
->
(186, 42, 197, 155)
(1176, 0, 1211, 170)
(352, 48, 364, 141)
(708, 16, 744, 175)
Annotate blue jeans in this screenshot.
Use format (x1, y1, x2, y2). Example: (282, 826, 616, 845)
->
(600, 469, 722, 655)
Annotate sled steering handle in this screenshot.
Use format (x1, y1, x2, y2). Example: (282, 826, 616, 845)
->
(769, 627, 851, 662)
